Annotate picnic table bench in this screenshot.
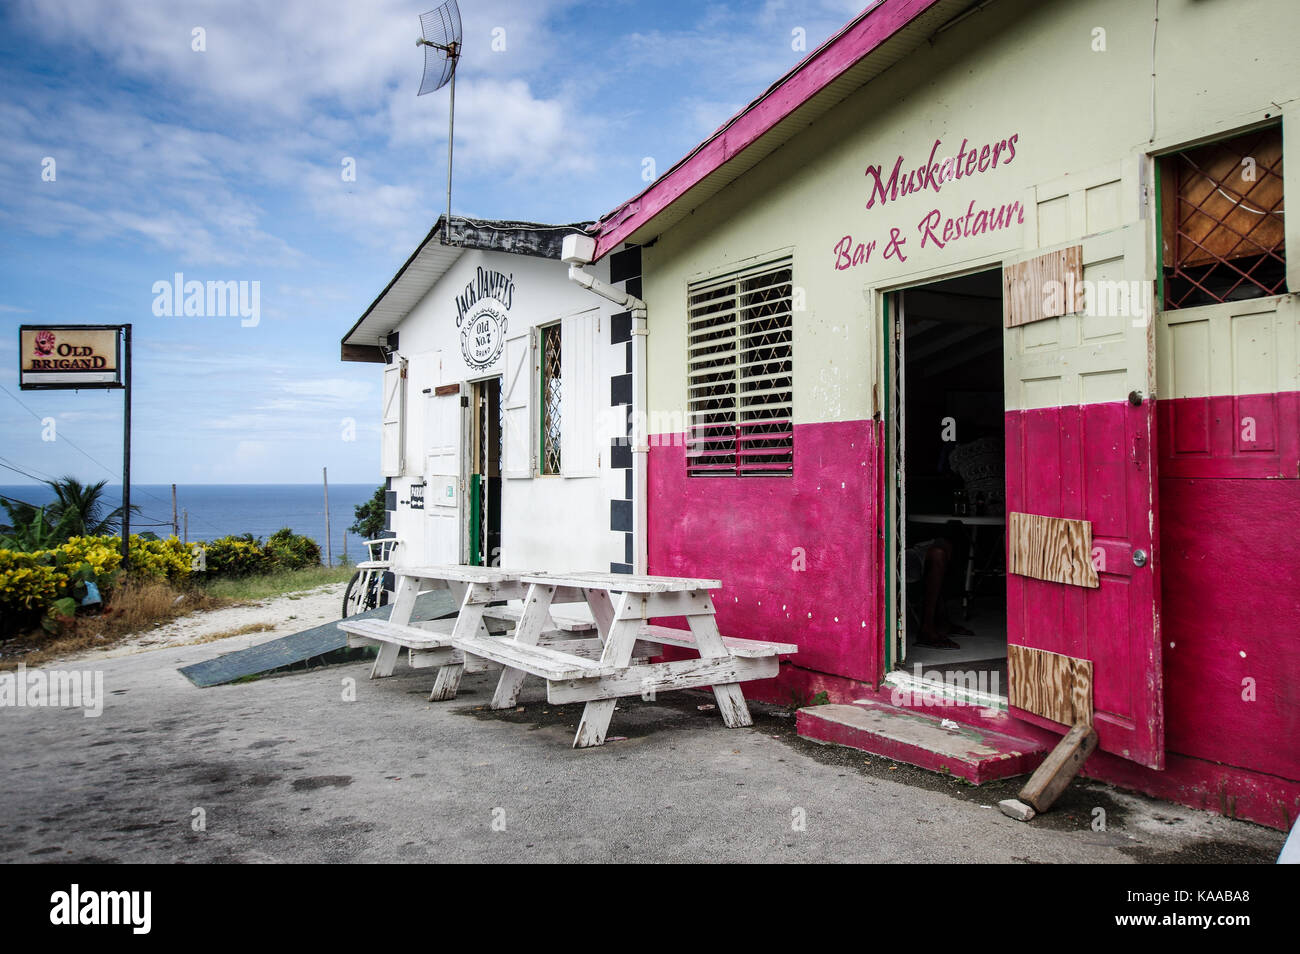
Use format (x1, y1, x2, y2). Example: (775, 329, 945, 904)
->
(338, 565, 527, 700)
(338, 565, 645, 693)
(339, 565, 797, 748)
(454, 571, 797, 748)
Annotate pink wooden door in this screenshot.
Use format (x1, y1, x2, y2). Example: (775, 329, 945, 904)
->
(1003, 226, 1164, 769)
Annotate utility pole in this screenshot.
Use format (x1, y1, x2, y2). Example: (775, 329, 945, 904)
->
(171, 483, 178, 538)
(183, 510, 188, 545)
(323, 466, 332, 567)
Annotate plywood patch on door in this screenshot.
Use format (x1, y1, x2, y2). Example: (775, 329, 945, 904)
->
(1003, 246, 1083, 327)
(1008, 511, 1100, 588)
(1008, 644, 1094, 726)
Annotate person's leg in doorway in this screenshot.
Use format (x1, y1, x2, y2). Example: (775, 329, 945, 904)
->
(917, 539, 973, 649)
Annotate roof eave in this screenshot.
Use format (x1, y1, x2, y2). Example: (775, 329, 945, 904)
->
(588, 0, 953, 260)
(340, 216, 594, 358)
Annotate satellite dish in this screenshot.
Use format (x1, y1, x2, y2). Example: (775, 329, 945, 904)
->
(416, 0, 463, 241)
(417, 0, 462, 95)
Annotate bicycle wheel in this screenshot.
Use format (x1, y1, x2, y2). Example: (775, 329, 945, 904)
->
(342, 570, 366, 617)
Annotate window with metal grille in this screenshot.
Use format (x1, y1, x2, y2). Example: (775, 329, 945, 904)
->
(539, 323, 562, 475)
(1159, 125, 1285, 309)
(686, 259, 794, 477)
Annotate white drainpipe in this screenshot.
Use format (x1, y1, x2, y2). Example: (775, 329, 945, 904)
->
(562, 235, 649, 574)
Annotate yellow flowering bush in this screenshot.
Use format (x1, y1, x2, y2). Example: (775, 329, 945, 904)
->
(199, 534, 269, 577)
(0, 551, 62, 612)
(0, 534, 198, 633)
(114, 536, 193, 583)
(1, 529, 316, 633)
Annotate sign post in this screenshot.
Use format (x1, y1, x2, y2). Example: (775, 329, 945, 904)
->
(121, 324, 132, 569)
(19, 323, 132, 568)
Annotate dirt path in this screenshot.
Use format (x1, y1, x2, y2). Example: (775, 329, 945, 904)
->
(61, 581, 348, 663)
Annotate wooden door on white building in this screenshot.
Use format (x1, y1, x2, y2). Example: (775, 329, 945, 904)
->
(424, 385, 465, 564)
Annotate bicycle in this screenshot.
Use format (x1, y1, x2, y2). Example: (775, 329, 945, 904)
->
(342, 537, 399, 617)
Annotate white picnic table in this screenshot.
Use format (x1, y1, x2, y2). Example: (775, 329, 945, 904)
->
(338, 565, 797, 748)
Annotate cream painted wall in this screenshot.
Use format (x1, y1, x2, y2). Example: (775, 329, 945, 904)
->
(641, 0, 1300, 421)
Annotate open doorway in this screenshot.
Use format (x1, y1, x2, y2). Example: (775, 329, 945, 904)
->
(890, 268, 1007, 691)
(468, 377, 502, 566)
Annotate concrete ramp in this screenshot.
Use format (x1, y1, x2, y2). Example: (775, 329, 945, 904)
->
(178, 590, 458, 687)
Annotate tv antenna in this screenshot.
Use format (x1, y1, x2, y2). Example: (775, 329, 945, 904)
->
(416, 0, 463, 243)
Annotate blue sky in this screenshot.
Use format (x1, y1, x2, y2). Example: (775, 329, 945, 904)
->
(0, 0, 862, 486)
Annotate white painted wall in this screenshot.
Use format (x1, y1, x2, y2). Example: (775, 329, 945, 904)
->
(382, 247, 626, 574)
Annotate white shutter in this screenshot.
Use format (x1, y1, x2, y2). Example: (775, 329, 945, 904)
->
(502, 330, 533, 478)
(380, 359, 405, 477)
(561, 309, 599, 477)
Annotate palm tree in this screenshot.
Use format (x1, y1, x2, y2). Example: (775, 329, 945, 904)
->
(44, 476, 136, 537)
(0, 500, 78, 551)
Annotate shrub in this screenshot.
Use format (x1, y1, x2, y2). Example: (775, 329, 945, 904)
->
(263, 528, 322, 572)
(0, 537, 128, 635)
(199, 534, 267, 578)
(1, 528, 322, 636)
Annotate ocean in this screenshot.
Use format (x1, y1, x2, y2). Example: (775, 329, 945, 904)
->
(0, 483, 381, 565)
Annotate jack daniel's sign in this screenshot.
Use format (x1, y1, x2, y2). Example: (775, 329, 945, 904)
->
(454, 267, 514, 370)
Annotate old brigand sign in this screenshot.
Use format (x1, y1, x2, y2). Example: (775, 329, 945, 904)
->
(19, 325, 123, 390)
(454, 266, 513, 370)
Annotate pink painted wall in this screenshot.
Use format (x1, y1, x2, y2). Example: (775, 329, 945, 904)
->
(1159, 391, 1300, 479)
(647, 419, 882, 700)
(1157, 393, 1300, 783)
(644, 398, 1300, 828)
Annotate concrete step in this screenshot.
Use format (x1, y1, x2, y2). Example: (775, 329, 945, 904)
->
(797, 701, 1049, 785)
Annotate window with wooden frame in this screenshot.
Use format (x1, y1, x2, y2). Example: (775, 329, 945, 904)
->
(539, 323, 562, 475)
(686, 258, 794, 477)
(1159, 125, 1285, 310)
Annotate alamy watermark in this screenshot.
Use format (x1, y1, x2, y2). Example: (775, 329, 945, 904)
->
(890, 663, 1001, 716)
(0, 664, 103, 717)
(151, 272, 260, 326)
(1039, 275, 1154, 326)
(50, 884, 151, 934)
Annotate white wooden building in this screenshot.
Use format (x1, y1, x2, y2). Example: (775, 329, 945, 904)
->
(341, 216, 638, 573)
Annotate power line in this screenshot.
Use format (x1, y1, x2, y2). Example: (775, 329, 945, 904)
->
(0, 456, 53, 484)
(0, 383, 223, 535)
(0, 383, 122, 479)
(0, 457, 174, 528)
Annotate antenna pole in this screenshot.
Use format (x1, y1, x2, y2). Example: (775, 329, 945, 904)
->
(444, 48, 457, 244)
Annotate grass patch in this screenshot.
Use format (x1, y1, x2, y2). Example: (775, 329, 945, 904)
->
(197, 565, 353, 603)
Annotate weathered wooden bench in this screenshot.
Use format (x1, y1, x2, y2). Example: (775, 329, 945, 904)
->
(340, 565, 798, 746)
(453, 572, 798, 747)
(484, 602, 596, 633)
(635, 624, 797, 658)
(338, 565, 660, 700)
(337, 565, 533, 700)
